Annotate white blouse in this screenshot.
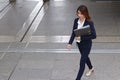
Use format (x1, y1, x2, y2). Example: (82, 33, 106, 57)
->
(77, 19, 85, 29)
(76, 19, 85, 43)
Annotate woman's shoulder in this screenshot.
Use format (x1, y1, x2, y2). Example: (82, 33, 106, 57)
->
(86, 20, 94, 25)
(74, 18, 79, 22)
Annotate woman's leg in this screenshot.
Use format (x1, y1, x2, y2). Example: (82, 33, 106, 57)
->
(76, 54, 88, 80)
(76, 42, 92, 80)
(86, 42, 93, 69)
(86, 57, 93, 69)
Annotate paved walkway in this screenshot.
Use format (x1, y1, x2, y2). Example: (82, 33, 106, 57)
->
(0, 52, 120, 80)
(0, 0, 120, 80)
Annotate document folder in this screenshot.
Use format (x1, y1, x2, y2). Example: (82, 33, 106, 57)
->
(74, 25, 91, 37)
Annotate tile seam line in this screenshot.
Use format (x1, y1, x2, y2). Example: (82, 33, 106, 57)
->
(20, 1, 45, 42)
(0, 2, 9, 12)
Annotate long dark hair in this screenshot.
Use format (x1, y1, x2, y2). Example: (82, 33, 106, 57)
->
(77, 5, 91, 21)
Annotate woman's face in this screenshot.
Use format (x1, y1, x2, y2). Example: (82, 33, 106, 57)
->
(77, 10, 85, 19)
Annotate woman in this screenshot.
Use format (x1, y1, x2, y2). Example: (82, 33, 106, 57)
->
(67, 5, 96, 80)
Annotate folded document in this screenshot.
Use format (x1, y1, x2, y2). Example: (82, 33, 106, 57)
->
(74, 25, 91, 37)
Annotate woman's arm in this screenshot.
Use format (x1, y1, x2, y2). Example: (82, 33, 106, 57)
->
(68, 19, 77, 44)
(81, 21, 97, 40)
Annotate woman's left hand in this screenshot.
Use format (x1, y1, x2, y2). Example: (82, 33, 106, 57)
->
(75, 36, 81, 40)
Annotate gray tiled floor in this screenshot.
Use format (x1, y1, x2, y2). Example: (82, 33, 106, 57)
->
(7, 52, 120, 80)
(33, 0, 120, 36)
(0, 0, 120, 80)
(0, 0, 9, 12)
(0, 1, 38, 36)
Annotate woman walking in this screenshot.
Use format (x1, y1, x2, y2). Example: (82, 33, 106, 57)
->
(67, 5, 96, 80)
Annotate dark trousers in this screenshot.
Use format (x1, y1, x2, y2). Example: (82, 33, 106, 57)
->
(76, 41, 93, 80)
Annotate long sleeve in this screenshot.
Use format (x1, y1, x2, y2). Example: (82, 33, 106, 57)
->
(68, 19, 77, 45)
(81, 21, 97, 40)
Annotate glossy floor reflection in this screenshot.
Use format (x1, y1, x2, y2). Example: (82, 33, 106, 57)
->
(0, 0, 120, 80)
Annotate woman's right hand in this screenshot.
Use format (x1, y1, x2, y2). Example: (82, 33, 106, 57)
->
(66, 44, 72, 50)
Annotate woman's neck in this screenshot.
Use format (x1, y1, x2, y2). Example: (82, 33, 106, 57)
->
(79, 18, 85, 23)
